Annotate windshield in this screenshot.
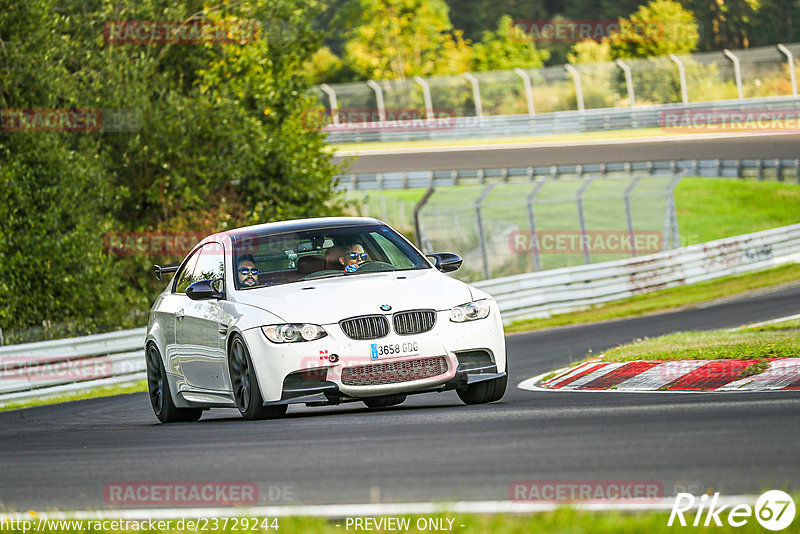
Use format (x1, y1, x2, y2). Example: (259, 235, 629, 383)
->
(232, 224, 430, 289)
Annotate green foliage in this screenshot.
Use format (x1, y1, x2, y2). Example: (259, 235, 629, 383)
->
(334, 0, 471, 80)
(0, 0, 343, 339)
(608, 0, 699, 59)
(471, 15, 549, 71)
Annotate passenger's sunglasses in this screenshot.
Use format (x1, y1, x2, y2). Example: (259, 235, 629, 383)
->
(348, 252, 368, 261)
(240, 268, 258, 276)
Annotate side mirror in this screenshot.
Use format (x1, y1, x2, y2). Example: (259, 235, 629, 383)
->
(426, 252, 462, 273)
(186, 279, 224, 300)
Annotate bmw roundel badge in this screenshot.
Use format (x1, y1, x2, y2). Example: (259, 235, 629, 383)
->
(380, 304, 392, 311)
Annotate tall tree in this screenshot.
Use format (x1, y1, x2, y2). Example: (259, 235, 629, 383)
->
(471, 15, 549, 71)
(334, 0, 471, 79)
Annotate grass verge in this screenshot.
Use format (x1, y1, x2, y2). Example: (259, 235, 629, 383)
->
(10, 509, 796, 533)
(599, 329, 800, 363)
(0, 379, 147, 412)
(505, 262, 800, 334)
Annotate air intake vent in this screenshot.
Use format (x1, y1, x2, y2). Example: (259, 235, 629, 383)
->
(341, 356, 448, 386)
(393, 310, 436, 335)
(339, 315, 389, 340)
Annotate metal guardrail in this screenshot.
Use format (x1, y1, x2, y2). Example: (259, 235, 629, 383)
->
(338, 157, 800, 190)
(474, 223, 800, 323)
(325, 95, 800, 144)
(0, 328, 146, 404)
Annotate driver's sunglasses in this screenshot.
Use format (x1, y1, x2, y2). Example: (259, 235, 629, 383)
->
(348, 252, 368, 261)
(240, 268, 258, 276)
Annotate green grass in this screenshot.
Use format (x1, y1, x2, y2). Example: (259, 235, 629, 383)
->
(9, 509, 796, 533)
(598, 329, 800, 363)
(751, 317, 800, 331)
(0, 379, 147, 412)
(675, 178, 800, 245)
(505, 262, 800, 333)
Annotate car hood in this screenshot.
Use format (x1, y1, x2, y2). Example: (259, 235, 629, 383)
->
(231, 269, 474, 324)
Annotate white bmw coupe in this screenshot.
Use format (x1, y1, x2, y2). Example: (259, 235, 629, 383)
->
(146, 217, 507, 422)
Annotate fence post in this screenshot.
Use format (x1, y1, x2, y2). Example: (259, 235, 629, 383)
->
(668, 54, 689, 105)
(319, 83, 340, 126)
(615, 59, 636, 107)
(777, 44, 797, 97)
(475, 183, 496, 279)
(413, 188, 436, 251)
(366, 80, 387, 123)
(576, 177, 595, 264)
(668, 174, 683, 249)
(513, 68, 536, 116)
(526, 181, 547, 271)
(564, 65, 584, 112)
(463, 73, 483, 119)
(624, 175, 644, 257)
(413, 76, 434, 119)
(723, 49, 744, 100)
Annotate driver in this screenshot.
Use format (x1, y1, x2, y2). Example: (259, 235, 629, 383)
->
(236, 255, 258, 287)
(339, 243, 368, 272)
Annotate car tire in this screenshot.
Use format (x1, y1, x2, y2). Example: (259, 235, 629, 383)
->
(228, 335, 287, 421)
(146, 343, 203, 423)
(456, 373, 507, 405)
(363, 394, 407, 408)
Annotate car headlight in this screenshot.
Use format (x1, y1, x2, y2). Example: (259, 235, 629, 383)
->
(261, 324, 327, 343)
(449, 300, 491, 322)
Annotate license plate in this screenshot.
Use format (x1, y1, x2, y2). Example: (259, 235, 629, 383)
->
(370, 340, 420, 360)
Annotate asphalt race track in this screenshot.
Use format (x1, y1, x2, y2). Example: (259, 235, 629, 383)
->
(334, 133, 800, 173)
(1, 284, 798, 512)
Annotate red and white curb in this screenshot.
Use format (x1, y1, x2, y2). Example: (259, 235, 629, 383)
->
(519, 358, 800, 392)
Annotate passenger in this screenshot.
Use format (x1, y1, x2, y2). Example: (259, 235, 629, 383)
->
(236, 255, 258, 288)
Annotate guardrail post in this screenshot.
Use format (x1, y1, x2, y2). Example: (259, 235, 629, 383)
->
(723, 49, 744, 100)
(795, 159, 800, 184)
(413, 188, 436, 251)
(615, 59, 636, 107)
(668, 54, 689, 105)
(526, 181, 546, 271)
(776, 159, 784, 181)
(576, 177, 595, 264)
(475, 183, 496, 279)
(564, 65, 584, 111)
(624, 176, 644, 257)
(413, 76, 434, 119)
(463, 73, 483, 119)
(513, 68, 535, 116)
(777, 44, 797, 97)
(664, 174, 683, 249)
(366, 80, 387, 123)
(757, 159, 764, 180)
(319, 83, 340, 126)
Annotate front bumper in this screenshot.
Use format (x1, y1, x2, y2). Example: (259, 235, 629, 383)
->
(265, 363, 507, 406)
(240, 304, 506, 404)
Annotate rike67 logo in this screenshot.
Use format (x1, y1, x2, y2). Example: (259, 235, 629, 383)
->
(669, 490, 795, 530)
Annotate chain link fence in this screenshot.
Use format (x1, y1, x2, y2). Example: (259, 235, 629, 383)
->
(314, 43, 800, 131)
(350, 174, 681, 283)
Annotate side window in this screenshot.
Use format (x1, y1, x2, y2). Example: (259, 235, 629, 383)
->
(192, 242, 225, 283)
(174, 243, 224, 294)
(174, 249, 201, 294)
